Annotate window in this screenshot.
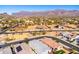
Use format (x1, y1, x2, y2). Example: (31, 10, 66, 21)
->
(16, 46, 22, 52)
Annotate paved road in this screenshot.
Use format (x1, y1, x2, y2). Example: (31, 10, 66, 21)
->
(0, 36, 79, 52)
(47, 36, 79, 52)
(0, 23, 22, 34)
(0, 29, 79, 34)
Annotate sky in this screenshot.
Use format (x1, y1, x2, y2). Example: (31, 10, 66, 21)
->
(0, 5, 79, 14)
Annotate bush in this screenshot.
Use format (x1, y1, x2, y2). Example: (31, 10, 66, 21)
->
(54, 50, 65, 54)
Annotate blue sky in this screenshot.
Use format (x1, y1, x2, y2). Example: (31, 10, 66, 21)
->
(0, 5, 79, 14)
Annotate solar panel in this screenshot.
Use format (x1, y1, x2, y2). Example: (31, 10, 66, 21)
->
(16, 46, 22, 52)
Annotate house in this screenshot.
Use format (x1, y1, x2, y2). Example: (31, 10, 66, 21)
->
(60, 32, 72, 41)
(64, 24, 76, 29)
(74, 35, 79, 45)
(12, 43, 34, 54)
(29, 39, 51, 54)
(0, 46, 12, 54)
(40, 38, 62, 50)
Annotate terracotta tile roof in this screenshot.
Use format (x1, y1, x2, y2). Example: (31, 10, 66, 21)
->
(40, 38, 60, 49)
(64, 24, 76, 29)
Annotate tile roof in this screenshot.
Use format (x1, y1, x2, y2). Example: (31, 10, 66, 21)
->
(40, 38, 60, 49)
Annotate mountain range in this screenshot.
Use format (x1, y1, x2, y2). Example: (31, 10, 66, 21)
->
(12, 10, 79, 17)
